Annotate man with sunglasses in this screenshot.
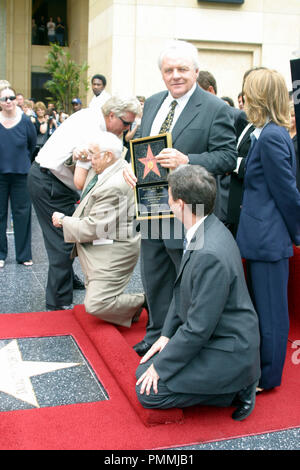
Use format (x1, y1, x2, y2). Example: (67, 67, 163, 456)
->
(27, 95, 141, 311)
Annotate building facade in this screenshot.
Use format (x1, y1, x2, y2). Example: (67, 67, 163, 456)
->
(1, 0, 300, 107)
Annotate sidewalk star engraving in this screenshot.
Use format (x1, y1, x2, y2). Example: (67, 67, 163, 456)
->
(0, 339, 81, 407)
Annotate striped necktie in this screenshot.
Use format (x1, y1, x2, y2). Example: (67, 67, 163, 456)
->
(80, 174, 98, 201)
(159, 100, 178, 134)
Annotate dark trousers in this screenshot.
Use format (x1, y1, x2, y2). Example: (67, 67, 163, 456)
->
(0, 173, 32, 262)
(246, 258, 289, 389)
(140, 237, 182, 345)
(136, 359, 235, 409)
(27, 162, 79, 307)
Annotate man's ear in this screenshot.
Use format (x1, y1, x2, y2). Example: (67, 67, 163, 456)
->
(106, 150, 114, 163)
(178, 198, 185, 210)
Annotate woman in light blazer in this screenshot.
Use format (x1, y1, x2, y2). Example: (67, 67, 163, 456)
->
(236, 68, 300, 392)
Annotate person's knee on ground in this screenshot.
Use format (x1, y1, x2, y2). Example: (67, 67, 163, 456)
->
(84, 295, 113, 318)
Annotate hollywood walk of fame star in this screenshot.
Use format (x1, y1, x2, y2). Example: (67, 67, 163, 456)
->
(138, 144, 161, 179)
(0, 339, 81, 407)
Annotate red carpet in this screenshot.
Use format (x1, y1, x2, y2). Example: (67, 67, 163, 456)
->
(0, 302, 299, 450)
(289, 246, 300, 341)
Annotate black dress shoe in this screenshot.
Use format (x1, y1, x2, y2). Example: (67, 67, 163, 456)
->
(133, 340, 152, 356)
(73, 275, 85, 290)
(46, 304, 73, 311)
(232, 381, 258, 421)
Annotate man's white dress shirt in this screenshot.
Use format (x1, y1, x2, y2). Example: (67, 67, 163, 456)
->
(36, 108, 107, 191)
(150, 83, 197, 136)
(185, 215, 207, 252)
(89, 90, 111, 112)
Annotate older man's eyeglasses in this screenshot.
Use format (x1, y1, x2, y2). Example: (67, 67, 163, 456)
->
(0, 96, 16, 102)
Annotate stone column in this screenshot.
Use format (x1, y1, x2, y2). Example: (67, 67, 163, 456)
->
(0, 0, 6, 79)
(5, 0, 31, 97)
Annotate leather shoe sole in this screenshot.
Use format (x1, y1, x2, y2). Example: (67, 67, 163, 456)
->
(46, 304, 73, 311)
(231, 381, 258, 421)
(133, 340, 152, 357)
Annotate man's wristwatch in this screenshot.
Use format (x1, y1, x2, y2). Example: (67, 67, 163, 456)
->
(58, 215, 65, 226)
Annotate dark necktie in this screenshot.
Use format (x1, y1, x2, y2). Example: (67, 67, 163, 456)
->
(80, 174, 98, 201)
(159, 100, 178, 134)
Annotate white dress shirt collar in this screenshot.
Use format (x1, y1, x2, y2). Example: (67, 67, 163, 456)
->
(97, 159, 119, 181)
(185, 215, 208, 249)
(252, 119, 270, 140)
(166, 82, 197, 108)
(150, 83, 197, 136)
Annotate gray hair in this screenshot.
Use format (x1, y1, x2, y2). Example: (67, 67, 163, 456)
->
(90, 131, 123, 160)
(158, 40, 200, 71)
(101, 95, 141, 118)
(168, 165, 216, 216)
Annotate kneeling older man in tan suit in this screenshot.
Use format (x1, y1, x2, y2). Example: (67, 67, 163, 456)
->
(52, 131, 145, 327)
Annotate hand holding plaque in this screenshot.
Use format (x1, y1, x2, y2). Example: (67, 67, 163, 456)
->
(130, 133, 173, 220)
(155, 147, 189, 170)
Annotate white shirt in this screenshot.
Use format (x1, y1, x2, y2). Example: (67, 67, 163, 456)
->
(234, 122, 253, 173)
(36, 108, 107, 191)
(185, 215, 207, 250)
(47, 22, 55, 35)
(150, 83, 197, 136)
(89, 90, 111, 112)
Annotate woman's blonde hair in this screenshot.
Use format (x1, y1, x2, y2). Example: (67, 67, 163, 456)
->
(243, 68, 290, 129)
(34, 101, 46, 112)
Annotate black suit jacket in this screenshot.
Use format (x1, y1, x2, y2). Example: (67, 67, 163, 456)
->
(227, 123, 255, 231)
(153, 214, 261, 395)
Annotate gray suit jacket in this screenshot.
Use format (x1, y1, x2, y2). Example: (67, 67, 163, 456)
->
(139, 86, 237, 248)
(140, 85, 237, 175)
(153, 214, 261, 395)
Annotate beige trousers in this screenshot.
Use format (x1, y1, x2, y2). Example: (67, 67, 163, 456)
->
(77, 237, 144, 327)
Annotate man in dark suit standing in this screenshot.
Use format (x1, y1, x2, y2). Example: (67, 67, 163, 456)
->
(130, 40, 237, 356)
(197, 70, 249, 225)
(136, 165, 260, 421)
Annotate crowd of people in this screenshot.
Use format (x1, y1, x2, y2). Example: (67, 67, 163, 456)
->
(1, 39, 299, 422)
(32, 16, 66, 46)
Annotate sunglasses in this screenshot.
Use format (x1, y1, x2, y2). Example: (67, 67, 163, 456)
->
(0, 95, 16, 102)
(118, 116, 133, 127)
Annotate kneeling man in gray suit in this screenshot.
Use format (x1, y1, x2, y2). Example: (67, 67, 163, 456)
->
(52, 131, 144, 327)
(136, 165, 261, 421)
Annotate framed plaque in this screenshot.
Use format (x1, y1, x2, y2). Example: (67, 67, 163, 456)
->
(130, 133, 173, 220)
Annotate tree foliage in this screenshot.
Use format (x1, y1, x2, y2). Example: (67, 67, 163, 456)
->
(44, 43, 89, 113)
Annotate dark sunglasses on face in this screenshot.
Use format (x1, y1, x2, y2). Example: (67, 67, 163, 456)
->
(0, 95, 16, 102)
(118, 116, 132, 127)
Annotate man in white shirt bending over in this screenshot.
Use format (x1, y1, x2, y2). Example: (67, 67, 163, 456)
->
(27, 96, 141, 311)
